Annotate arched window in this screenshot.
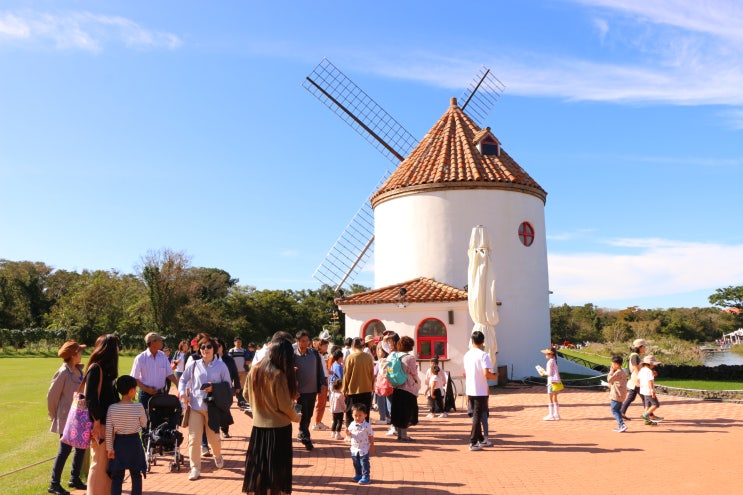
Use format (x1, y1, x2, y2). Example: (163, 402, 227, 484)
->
(416, 318, 447, 359)
(362, 319, 386, 341)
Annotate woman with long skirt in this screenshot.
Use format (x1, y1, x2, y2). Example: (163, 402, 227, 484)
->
(389, 335, 420, 442)
(243, 333, 301, 495)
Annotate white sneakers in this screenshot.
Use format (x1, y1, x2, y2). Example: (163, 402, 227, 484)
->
(426, 413, 435, 418)
(543, 414, 560, 421)
(188, 468, 200, 481)
(439, 413, 448, 418)
(385, 426, 397, 436)
(214, 455, 224, 469)
(479, 439, 492, 447)
(312, 423, 328, 430)
(373, 419, 387, 425)
(469, 443, 482, 451)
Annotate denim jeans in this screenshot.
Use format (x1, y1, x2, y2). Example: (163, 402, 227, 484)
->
(351, 452, 370, 479)
(50, 436, 86, 484)
(375, 393, 389, 421)
(620, 386, 640, 415)
(611, 400, 624, 427)
(481, 408, 489, 437)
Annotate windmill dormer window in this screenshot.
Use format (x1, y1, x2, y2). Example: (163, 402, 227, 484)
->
(477, 133, 500, 157)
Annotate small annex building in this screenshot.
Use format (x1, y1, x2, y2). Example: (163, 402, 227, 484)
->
(336, 98, 553, 382)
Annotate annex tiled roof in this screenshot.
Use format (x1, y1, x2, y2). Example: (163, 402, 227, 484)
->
(335, 277, 468, 306)
(370, 98, 547, 207)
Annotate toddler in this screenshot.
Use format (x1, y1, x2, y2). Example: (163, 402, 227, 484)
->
(425, 365, 445, 418)
(346, 403, 374, 485)
(329, 379, 347, 439)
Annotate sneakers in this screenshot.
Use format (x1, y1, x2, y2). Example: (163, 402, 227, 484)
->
(478, 439, 493, 447)
(543, 414, 556, 421)
(214, 455, 224, 469)
(68, 478, 87, 490)
(201, 445, 212, 457)
(352, 475, 362, 482)
(426, 413, 435, 418)
(188, 468, 200, 481)
(553, 415, 561, 420)
(301, 438, 314, 451)
(373, 419, 387, 425)
(397, 436, 414, 442)
(469, 443, 482, 451)
(621, 414, 631, 421)
(330, 431, 337, 439)
(439, 413, 448, 418)
(312, 422, 328, 430)
(47, 483, 70, 495)
(649, 414, 664, 422)
(358, 477, 371, 485)
(385, 426, 397, 436)
(642, 414, 658, 425)
(221, 431, 231, 439)
(614, 424, 628, 433)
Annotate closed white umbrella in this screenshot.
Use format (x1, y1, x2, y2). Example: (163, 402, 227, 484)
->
(467, 225, 499, 366)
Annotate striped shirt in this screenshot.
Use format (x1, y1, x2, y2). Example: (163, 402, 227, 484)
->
(130, 349, 172, 390)
(105, 402, 147, 451)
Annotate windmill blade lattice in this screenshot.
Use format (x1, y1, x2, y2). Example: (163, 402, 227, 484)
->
(303, 58, 418, 165)
(312, 172, 391, 290)
(459, 66, 506, 128)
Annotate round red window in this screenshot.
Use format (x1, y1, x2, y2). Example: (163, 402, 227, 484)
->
(518, 222, 534, 247)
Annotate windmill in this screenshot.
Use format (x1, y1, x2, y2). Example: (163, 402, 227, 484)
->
(303, 58, 505, 292)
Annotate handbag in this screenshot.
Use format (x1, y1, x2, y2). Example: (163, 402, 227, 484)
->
(180, 405, 190, 428)
(551, 381, 564, 392)
(61, 364, 101, 449)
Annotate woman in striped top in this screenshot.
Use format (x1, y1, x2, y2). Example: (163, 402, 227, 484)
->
(106, 375, 147, 495)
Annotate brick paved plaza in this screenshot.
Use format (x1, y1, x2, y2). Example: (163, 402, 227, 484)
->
(142, 384, 742, 495)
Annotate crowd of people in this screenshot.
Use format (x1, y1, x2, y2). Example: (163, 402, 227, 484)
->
(46, 328, 663, 493)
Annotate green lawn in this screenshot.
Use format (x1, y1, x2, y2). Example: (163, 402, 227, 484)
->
(558, 348, 743, 390)
(0, 356, 134, 495)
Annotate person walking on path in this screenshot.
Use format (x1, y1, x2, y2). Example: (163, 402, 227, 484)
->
(294, 329, 326, 451)
(228, 337, 249, 407)
(463, 331, 498, 451)
(346, 403, 375, 485)
(105, 375, 147, 495)
(242, 335, 302, 494)
(216, 338, 240, 439)
(85, 334, 121, 495)
(173, 340, 190, 382)
(342, 337, 375, 436)
(47, 341, 88, 495)
(639, 355, 663, 425)
(130, 332, 178, 442)
(312, 338, 331, 431)
(178, 336, 231, 481)
(620, 339, 647, 420)
(540, 347, 563, 421)
(607, 355, 628, 432)
(389, 335, 419, 442)
(373, 344, 391, 425)
(329, 379, 347, 439)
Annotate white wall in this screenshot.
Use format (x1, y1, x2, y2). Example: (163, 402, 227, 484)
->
(371, 188, 551, 379)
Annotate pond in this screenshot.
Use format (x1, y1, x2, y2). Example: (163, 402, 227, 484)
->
(703, 349, 743, 367)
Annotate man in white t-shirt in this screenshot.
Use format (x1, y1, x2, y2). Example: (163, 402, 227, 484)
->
(462, 330, 498, 451)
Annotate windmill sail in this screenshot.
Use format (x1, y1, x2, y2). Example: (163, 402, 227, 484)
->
(304, 58, 504, 290)
(303, 59, 417, 290)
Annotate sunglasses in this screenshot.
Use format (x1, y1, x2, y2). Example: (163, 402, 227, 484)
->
(200, 344, 213, 350)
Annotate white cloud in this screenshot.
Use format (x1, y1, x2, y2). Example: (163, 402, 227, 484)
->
(548, 238, 743, 305)
(0, 10, 181, 52)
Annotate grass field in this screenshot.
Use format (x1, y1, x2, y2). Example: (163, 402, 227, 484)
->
(558, 348, 743, 390)
(0, 356, 135, 495)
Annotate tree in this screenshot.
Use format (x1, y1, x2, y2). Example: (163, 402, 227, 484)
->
(0, 260, 54, 329)
(139, 249, 192, 336)
(709, 285, 743, 329)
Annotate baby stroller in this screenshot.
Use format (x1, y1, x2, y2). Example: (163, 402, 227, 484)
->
(145, 393, 186, 473)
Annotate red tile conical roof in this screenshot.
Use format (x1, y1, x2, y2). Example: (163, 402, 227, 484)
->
(370, 98, 547, 207)
(335, 277, 468, 306)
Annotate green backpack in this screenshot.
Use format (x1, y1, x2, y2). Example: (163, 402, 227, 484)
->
(386, 352, 408, 387)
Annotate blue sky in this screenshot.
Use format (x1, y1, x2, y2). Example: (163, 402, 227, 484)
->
(1, 0, 742, 310)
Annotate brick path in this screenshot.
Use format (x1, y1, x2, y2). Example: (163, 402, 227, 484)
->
(142, 385, 742, 495)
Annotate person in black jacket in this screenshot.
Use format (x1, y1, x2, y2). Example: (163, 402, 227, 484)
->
(216, 338, 239, 438)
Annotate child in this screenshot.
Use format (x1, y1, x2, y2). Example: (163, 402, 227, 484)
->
(106, 375, 147, 495)
(346, 403, 374, 485)
(639, 355, 663, 425)
(329, 348, 344, 388)
(425, 365, 445, 418)
(373, 345, 391, 425)
(329, 379, 347, 439)
(539, 347, 562, 420)
(607, 355, 628, 432)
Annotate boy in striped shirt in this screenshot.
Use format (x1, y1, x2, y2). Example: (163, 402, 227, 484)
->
(106, 375, 147, 495)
